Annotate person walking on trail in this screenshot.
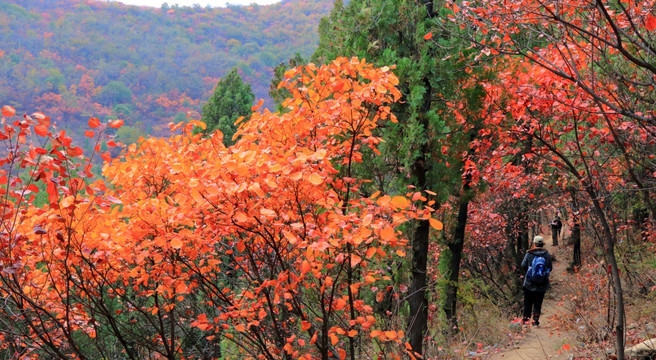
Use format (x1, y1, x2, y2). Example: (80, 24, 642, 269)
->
(550, 213, 563, 246)
(521, 236, 553, 326)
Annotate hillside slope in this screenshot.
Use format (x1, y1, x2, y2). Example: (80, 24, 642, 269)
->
(0, 0, 332, 135)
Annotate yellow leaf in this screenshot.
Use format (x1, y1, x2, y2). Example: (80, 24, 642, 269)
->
(390, 196, 410, 209)
(429, 218, 443, 231)
(170, 238, 183, 249)
(380, 227, 395, 241)
(190, 189, 204, 203)
(206, 185, 219, 196)
(313, 149, 327, 160)
(330, 333, 339, 345)
(260, 208, 276, 217)
(283, 231, 298, 244)
(334, 298, 347, 311)
(234, 212, 249, 223)
(384, 330, 398, 340)
(61, 196, 75, 208)
(350, 254, 362, 267)
(307, 173, 323, 185)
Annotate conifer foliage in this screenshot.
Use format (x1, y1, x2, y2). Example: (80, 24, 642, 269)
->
(201, 68, 255, 145)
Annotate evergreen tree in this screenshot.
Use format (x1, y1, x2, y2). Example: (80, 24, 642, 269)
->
(201, 68, 255, 146)
(312, 0, 488, 356)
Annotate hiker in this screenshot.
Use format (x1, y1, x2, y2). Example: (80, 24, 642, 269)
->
(550, 213, 562, 246)
(521, 235, 553, 326)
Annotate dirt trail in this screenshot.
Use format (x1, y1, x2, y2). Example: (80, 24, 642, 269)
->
(490, 240, 577, 360)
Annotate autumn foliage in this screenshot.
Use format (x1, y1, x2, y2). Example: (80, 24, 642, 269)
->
(0, 58, 440, 359)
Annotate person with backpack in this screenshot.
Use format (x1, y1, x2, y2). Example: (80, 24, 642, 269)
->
(550, 214, 563, 246)
(521, 236, 553, 326)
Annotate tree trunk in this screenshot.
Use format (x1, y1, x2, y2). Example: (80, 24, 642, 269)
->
(585, 185, 625, 360)
(407, 61, 435, 357)
(408, 218, 430, 356)
(443, 182, 471, 332)
(572, 227, 581, 268)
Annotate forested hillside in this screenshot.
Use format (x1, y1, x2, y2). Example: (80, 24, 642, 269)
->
(1, 0, 656, 359)
(0, 0, 331, 136)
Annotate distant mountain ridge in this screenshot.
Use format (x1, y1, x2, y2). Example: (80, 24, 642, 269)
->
(0, 0, 332, 136)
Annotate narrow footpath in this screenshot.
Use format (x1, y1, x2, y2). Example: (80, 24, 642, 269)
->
(491, 241, 577, 360)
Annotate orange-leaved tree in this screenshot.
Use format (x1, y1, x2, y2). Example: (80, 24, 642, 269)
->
(0, 106, 125, 358)
(1, 58, 442, 359)
(101, 57, 441, 359)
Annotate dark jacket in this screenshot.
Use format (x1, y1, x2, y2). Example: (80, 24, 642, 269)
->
(521, 248, 553, 292)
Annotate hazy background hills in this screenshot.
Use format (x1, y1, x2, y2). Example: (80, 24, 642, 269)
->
(0, 0, 332, 137)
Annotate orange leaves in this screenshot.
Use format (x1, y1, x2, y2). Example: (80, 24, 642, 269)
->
(370, 329, 404, 342)
(379, 226, 396, 241)
(0, 60, 431, 359)
(429, 218, 444, 231)
(423, 32, 432, 40)
(300, 260, 311, 275)
(383, 330, 398, 340)
(192, 314, 213, 331)
(170, 238, 183, 249)
(307, 172, 323, 185)
(390, 195, 410, 209)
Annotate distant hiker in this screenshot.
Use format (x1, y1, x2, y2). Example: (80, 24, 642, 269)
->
(571, 210, 581, 268)
(521, 236, 553, 326)
(550, 214, 562, 246)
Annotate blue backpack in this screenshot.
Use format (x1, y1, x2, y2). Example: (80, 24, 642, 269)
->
(527, 255, 550, 285)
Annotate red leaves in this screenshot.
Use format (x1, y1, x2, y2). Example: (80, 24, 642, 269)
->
(66, 147, 84, 157)
(88, 117, 101, 128)
(109, 119, 124, 128)
(301, 321, 312, 331)
(2, 105, 15, 117)
(646, 14, 656, 31)
(423, 32, 432, 40)
(34, 124, 48, 137)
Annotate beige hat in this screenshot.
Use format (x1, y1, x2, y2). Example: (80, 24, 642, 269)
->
(533, 236, 544, 246)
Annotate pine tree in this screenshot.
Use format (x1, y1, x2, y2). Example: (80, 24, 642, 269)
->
(201, 68, 255, 146)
